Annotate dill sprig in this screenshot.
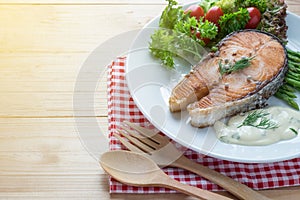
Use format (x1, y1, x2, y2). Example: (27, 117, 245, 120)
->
(290, 128, 298, 135)
(237, 110, 279, 130)
(219, 56, 255, 76)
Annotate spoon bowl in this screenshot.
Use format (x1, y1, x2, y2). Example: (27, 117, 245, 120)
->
(100, 150, 162, 186)
(100, 150, 232, 200)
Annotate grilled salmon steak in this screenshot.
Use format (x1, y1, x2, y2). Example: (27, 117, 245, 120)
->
(169, 30, 288, 127)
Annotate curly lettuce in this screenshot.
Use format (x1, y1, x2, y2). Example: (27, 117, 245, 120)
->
(218, 8, 250, 38)
(235, 0, 267, 13)
(159, 0, 184, 29)
(149, 0, 218, 68)
(215, 0, 267, 13)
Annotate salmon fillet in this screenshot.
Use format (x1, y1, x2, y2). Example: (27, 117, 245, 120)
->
(169, 30, 288, 127)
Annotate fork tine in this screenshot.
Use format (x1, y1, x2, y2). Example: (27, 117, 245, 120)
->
(117, 129, 155, 153)
(123, 121, 168, 144)
(120, 125, 145, 140)
(121, 126, 161, 149)
(113, 133, 144, 153)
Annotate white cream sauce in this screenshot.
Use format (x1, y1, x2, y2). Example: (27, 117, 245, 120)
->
(214, 106, 300, 146)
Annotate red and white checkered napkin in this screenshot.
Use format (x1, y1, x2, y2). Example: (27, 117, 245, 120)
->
(107, 57, 300, 194)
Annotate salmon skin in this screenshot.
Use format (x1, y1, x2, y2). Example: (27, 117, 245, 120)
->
(169, 30, 288, 127)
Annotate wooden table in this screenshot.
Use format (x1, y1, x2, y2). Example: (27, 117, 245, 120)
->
(0, 0, 300, 199)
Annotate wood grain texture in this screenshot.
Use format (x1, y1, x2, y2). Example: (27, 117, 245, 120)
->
(0, 5, 164, 52)
(0, 4, 164, 117)
(0, 0, 299, 199)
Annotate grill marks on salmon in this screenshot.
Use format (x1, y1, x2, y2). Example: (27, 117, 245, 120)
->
(169, 30, 288, 127)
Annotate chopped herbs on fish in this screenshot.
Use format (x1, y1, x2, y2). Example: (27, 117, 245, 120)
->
(218, 56, 255, 75)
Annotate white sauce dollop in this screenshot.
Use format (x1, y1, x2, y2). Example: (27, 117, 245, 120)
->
(214, 106, 300, 146)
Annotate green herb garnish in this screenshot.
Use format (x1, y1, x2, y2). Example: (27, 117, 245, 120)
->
(237, 110, 279, 130)
(290, 128, 298, 135)
(219, 56, 255, 76)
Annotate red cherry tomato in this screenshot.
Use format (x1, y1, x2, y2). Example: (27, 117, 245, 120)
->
(184, 4, 205, 20)
(245, 7, 261, 29)
(205, 6, 224, 26)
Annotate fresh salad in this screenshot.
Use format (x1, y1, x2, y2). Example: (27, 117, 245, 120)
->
(149, 0, 288, 69)
(149, 0, 300, 110)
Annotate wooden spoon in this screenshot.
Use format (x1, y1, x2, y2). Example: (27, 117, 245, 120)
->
(100, 150, 233, 200)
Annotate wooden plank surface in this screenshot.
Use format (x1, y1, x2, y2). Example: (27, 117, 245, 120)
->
(0, 0, 299, 199)
(0, 5, 164, 52)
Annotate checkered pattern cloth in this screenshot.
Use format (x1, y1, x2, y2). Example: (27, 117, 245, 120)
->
(107, 57, 300, 193)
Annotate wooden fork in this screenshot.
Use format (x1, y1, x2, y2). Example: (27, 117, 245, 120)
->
(113, 121, 272, 200)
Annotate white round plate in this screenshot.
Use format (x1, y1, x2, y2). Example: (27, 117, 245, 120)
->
(125, 7, 300, 163)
